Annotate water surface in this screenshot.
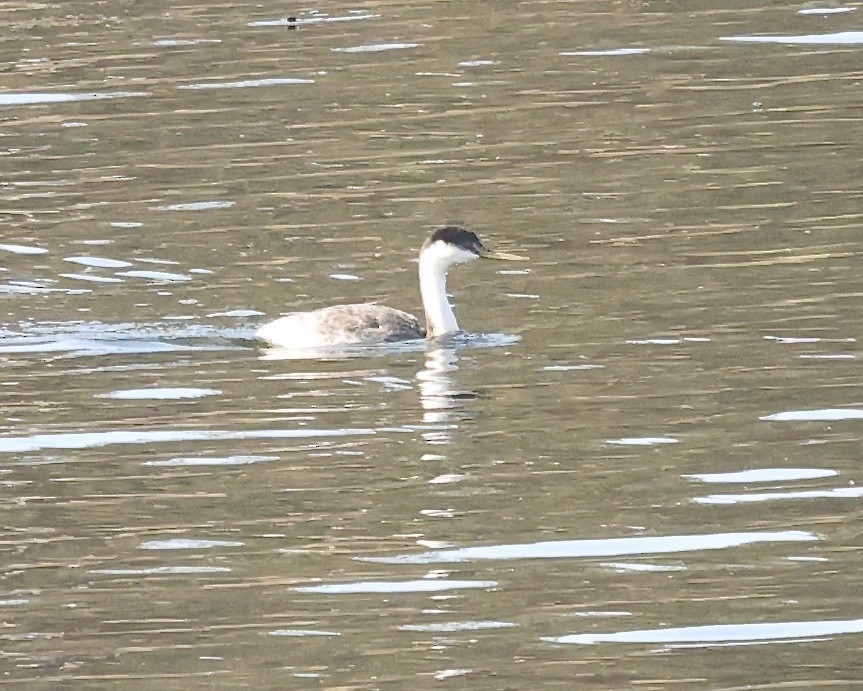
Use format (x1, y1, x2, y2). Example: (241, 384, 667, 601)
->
(2, 0, 862, 686)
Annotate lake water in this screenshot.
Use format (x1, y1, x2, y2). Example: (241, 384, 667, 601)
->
(2, 1, 863, 686)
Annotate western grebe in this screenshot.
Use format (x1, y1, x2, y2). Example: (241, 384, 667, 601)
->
(255, 226, 527, 349)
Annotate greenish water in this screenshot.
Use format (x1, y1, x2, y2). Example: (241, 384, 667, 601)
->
(2, 1, 862, 687)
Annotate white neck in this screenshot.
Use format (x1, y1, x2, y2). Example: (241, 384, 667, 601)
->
(418, 246, 461, 337)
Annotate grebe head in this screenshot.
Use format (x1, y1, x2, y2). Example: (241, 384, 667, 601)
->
(420, 226, 527, 269)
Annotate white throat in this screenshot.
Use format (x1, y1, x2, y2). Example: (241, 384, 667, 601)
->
(417, 242, 477, 337)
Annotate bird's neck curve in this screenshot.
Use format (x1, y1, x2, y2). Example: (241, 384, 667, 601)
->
(418, 251, 459, 337)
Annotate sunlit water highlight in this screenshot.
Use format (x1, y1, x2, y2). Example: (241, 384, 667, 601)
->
(545, 618, 863, 647)
(3, 0, 863, 686)
(0, 427, 376, 454)
(294, 580, 498, 594)
(362, 531, 818, 564)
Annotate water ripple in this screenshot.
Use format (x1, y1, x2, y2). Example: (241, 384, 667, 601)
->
(91, 566, 231, 576)
(545, 618, 863, 646)
(0, 427, 375, 453)
(606, 437, 679, 446)
(721, 31, 863, 45)
(685, 468, 837, 483)
(96, 387, 221, 400)
(361, 530, 818, 564)
(0, 91, 148, 106)
(139, 539, 245, 550)
(332, 43, 419, 53)
(294, 579, 497, 594)
(398, 621, 516, 632)
(560, 48, 650, 57)
(760, 408, 863, 422)
(269, 629, 341, 637)
(694, 486, 863, 505)
(177, 78, 314, 91)
(143, 454, 280, 467)
(64, 256, 132, 268)
(0, 243, 49, 255)
(151, 200, 235, 211)
(248, 13, 378, 27)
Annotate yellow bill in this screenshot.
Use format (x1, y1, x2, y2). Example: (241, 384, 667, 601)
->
(479, 248, 529, 261)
